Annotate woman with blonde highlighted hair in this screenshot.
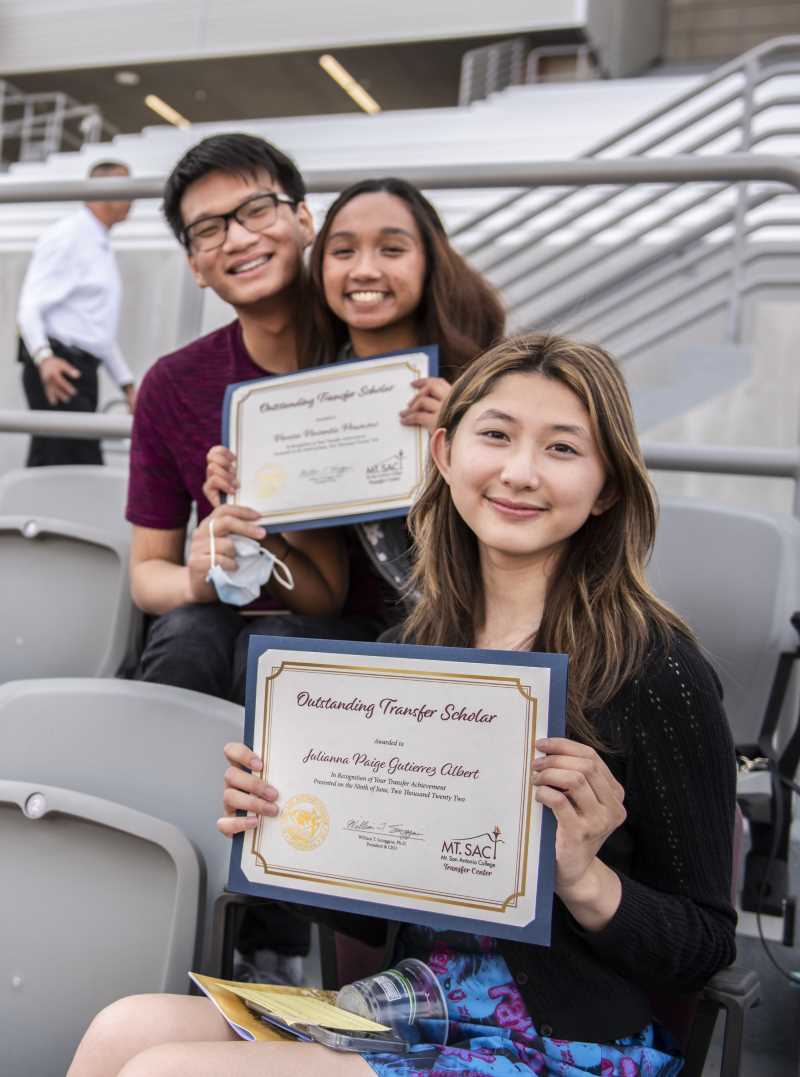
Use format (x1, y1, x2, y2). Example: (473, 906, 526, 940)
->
(404, 333, 686, 746)
(70, 334, 736, 1077)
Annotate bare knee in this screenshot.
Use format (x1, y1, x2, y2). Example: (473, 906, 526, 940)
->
(67, 995, 172, 1077)
(117, 1043, 189, 1077)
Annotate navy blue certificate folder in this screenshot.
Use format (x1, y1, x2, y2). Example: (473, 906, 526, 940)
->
(228, 635, 567, 946)
(221, 345, 438, 532)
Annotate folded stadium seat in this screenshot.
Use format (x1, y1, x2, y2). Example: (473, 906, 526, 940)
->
(1, 779, 200, 1077)
(0, 466, 143, 676)
(0, 678, 242, 971)
(0, 515, 133, 681)
(0, 465, 130, 539)
(648, 497, 800, 920)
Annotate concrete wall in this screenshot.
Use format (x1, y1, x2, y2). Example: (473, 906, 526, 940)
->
(666, 0, 800, 63)
(638, 297, 800, 515)
(0, 0, 585, 73)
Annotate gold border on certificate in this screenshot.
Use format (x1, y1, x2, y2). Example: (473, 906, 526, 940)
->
(248, 660, 540, 919)
(229, 357, 429, 522)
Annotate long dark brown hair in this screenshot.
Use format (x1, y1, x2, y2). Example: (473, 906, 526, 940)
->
(307, 178, 504, 378)
(403, 333, 691, 746)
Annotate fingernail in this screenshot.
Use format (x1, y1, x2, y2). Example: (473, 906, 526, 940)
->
(535, 739, 549, 749)
(250, 755, 263, 771)
(256, 528, 266, 538)
(243, 817, 258, 829)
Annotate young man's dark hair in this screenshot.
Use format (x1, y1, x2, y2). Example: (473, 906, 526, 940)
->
(161, 133, 307, 243)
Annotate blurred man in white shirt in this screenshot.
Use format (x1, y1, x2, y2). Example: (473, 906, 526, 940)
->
(16, 159, 136, 466)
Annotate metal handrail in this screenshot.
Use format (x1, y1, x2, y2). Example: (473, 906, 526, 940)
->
(0, 411, 131, 439)
(600, 258, 800, 350)
(572, 237, 799, 344)
(0, 77, 117, 166)
(512, 187, 783, 328)
(480, 98, 800, 291)
(2, 406, 796, 509)
(449, 38, 800, 354)
(1, 411, 795, 482)
(498, 183, 730, 294)
(2, 156, 798, 360)
(451, 38, 800, 247)
(1, 155, 798, 203)
(614, 270, 800, 362)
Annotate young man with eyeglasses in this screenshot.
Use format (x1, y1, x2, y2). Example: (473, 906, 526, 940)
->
(125, 133, 385, 984)
(127, 132, 383, 701)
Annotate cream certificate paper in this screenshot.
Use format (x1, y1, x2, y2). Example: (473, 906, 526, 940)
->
(231, 640, 564, 942)
(223, 350, 433, 529)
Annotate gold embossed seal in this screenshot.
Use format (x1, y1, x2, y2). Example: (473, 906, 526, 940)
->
(281, 793, 330, 851)
(255, 463, 287, 499)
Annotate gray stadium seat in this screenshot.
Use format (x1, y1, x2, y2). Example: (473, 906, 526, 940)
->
(0, 678, 243, 966)
(0, 516, 133, 681)
(0, 467, 143, 676)
(0, 779, 200, 1077)
(648, 497, 800, 918)
(648, 497, 800, 750)
(0, 465, 129, 540)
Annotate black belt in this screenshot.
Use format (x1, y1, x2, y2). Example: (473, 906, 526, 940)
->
(18, 337, 101, 367)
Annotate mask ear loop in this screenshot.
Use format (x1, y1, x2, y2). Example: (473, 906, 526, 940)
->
(270, 552, 295, 591)
(209, 517, 218, 570)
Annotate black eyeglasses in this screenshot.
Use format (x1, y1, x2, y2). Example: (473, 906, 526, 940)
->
(183, 191, 298, 251)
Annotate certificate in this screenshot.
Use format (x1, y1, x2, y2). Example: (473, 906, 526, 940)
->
(222, 347, 437, 531)
(228, 636, 567, 945)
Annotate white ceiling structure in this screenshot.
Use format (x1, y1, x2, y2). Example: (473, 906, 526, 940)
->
(0, 0, 587, 73)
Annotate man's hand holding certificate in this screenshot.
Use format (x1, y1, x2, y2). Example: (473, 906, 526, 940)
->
(222, 348, 437, 530)
(229, 637, 567, 945)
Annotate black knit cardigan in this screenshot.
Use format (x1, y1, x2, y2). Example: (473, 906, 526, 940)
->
(307, 631, 737, 1043)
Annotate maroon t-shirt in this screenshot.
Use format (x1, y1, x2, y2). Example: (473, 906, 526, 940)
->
(126, 318, 382, 618)
(127, 320, 262, 530)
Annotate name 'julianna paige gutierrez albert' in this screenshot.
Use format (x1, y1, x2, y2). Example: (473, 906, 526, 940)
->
(295, 691, 496, 780)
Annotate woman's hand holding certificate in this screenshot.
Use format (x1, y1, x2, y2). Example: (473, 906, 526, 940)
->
(222, 349, 437, 530)
(225, 637, 567, 945)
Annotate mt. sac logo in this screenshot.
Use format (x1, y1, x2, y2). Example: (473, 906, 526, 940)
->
(365, 450, 404, 485)
(441, 824, 504, 860)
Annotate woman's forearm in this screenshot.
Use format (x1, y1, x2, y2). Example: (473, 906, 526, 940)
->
(558, 858, 622, 932)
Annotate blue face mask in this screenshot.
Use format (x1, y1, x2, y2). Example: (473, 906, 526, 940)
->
(206, 524, 294, 607)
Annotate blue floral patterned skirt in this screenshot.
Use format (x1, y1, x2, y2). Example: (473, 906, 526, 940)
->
(362, 928, 683, 1077)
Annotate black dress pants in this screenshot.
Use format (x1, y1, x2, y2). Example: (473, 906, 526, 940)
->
(135, 603, 383, 706)
(19, 337, 103, 467)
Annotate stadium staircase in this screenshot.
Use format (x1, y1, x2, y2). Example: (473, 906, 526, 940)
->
(1, 38, 800, 498)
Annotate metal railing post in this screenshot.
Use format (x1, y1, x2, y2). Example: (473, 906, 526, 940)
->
(0, 80, 6, 168)
(458, 51, 475, 108)
(727, 55, 759, 344)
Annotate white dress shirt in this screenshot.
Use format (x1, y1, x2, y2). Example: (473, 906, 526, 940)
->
(17, 206, 134, 387)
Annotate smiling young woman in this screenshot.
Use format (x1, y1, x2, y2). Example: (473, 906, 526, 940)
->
(69, 333, 736, 1077)
(404, 334, 687, 748)
(308, 177, 504, 387)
